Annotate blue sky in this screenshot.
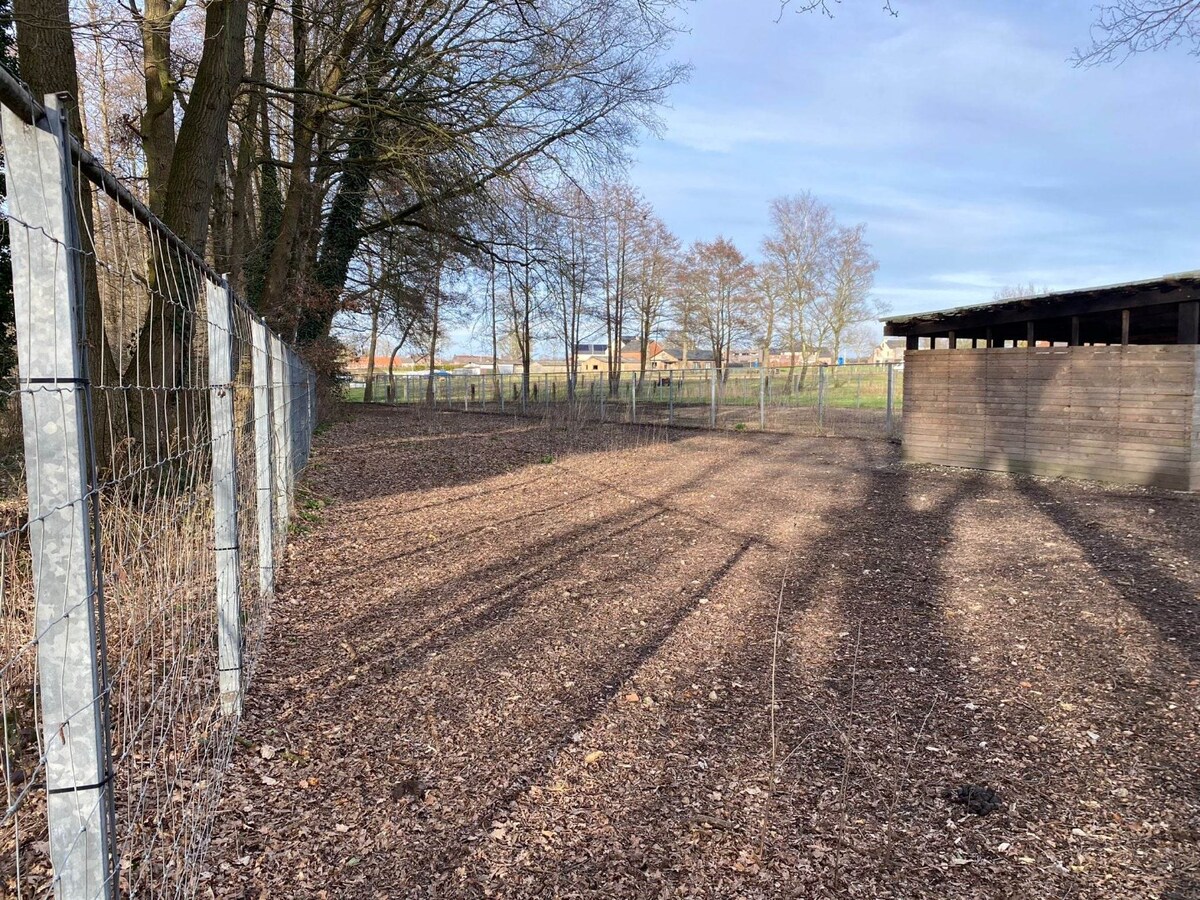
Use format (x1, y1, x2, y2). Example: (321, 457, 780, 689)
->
(630, 0, 1200, 321)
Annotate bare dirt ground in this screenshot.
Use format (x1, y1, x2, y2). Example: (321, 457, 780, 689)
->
(207, 406, 1200, 899)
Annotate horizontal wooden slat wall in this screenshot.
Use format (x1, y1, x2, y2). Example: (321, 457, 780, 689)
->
(901, 346, 1200, 490)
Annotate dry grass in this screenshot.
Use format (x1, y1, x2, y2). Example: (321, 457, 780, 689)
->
(1, 379, 279, 898)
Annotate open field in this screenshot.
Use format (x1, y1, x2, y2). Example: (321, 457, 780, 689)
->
(343, 365, 902, 440)
(345, 366, 899, 410)
(208, 407, 1199, 899)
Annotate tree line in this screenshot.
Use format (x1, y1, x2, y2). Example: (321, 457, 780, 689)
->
(348, 183, 883, 402)
(0, 0, 1179, 405)
(0, 0, 686, 383)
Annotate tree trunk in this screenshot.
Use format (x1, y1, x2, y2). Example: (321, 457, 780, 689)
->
(258, 0, 310, 320)
(425, 257, 442, 406)
(229, 0, 275, 296)
(490, 263, 499, 400)
(139, 0, 177, 217)
(13, 0, 118, 470)
(162, 0, 249, 253)
(638, 306, 651, 384)
(298, 126, 375, 343)
(363, 302, 380, 403)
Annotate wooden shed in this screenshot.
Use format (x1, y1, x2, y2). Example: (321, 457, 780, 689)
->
(883, 272, 1200, 490)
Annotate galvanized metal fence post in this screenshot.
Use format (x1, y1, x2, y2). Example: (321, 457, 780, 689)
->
(817, 365, 827, 430)
(630, 376, 637, 423)
(4, 92, 117, 898)
(251, 318, 276, 600)
(290, 354, 300, 470)
(270, 334, 291, 539)
(759, 366, 766, 430)
(710, 368, 717, 428)
(206, 281, 244, 715)
(307, 367, 314, 448)
(668, 375, 674, 425)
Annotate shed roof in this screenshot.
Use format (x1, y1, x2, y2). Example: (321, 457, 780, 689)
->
(883, 270, 1200, 343)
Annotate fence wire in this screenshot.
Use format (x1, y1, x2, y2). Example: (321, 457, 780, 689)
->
(0, 88, 316, 897)
(357, 363, 902, 440)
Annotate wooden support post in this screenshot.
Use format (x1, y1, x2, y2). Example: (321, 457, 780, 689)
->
(1069, 316, 1081, 347)
(906, 335, 919, 350)
(947, 330, 956, 349)
(1178, 301, 1199, 344)
(1026, 321, 1035, 347)
(1121, 309, 1131, 345)
(985, 327, 993, 348)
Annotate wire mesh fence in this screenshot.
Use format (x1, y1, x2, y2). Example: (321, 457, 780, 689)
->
(356, 362, 902, 440)
(0, 86, 316, 897)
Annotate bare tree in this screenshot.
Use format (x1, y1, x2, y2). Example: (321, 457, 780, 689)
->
(762, 192, 836, 385)
(501, 199, 548, 410)
(545, 186, 597, 399)
(1074, 1, 1200, 64)
(819, 223, 881, 362)
(993, 283, 1049, 301)
(682, 237, 755, 374)
(597, 182, 644, 395)
(632, 213, 679, 383)
(339, 229, 433, 402)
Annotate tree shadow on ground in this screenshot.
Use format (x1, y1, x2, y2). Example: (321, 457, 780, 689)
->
(260, 431, 864, 895)
(317, 405, 714, 505)
(1014, 477, 1200, 671)
(450, 462, 1011, 898)
(312, 437, 787, 668)
(479, 462, 1198, 898)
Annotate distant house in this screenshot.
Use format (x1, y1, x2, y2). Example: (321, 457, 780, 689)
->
(577, 354, 607, 373)
(870, 337, 907, 365)
(538, 348, 698, 377)
(648, 347, 680, 369)
(646, 347, 716, 370)
(767, 347, 833, 367)
(533, 355, 610, 375)
(344, 354, 412, 378)
(621, 338, 667, 358)
(727, 348, 760, 367)
(458, 362, 519, 375)
(452, 353, 495, 366)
